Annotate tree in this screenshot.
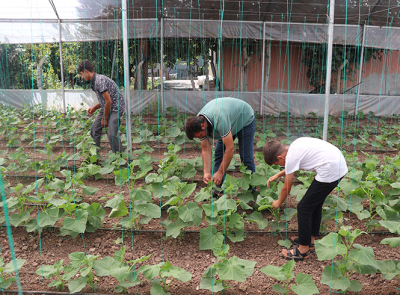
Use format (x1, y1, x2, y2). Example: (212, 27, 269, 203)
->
(224, 39, 263, 91)
(301, 44, 384, 94)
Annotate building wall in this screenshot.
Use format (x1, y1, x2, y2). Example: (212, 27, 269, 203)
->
(346, 50, 400, 95)
(221, 41, 400, 95)
(221, 41, 313, 93)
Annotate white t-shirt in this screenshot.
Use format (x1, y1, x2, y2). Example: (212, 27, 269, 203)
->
(285, 137, 348, 183)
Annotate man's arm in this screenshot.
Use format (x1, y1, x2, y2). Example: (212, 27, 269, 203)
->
(212, 132, 234, 186)
(101, 91, 112, 127)
(272, 172, 294, 209)
(201, 138, 213, 184)
(87, 103, 101, 116)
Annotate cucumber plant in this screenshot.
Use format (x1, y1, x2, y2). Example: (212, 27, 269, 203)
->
(93, 246, 151, 293)
(0, 258, 25, 290)
(139, 260, 192, 295)
(260, 259, 319, 295)
(35, 260, 67, 290)
(200, 241, 256, 293)
(315, 227, 378, 293)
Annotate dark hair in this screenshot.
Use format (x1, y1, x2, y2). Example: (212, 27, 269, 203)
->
(77, 60, 94, 73)
(263, 140, 286, 166)
(185, 116, 205, 140)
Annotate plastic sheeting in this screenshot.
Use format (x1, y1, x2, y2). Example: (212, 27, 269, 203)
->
(265, 93, 400, 117)
(2, 20, 398, 50)
(61, 20, 158, 42)
(165, 91, 400, 117)
(365, 26, 400, 50)
(0, 21, 60, 44)
(0, 90, 157, 114)
(3, 0, 400, 27)
(3, 0, 400, 47)
(2, 90, 400, 117)
(163, 91, 262, 115)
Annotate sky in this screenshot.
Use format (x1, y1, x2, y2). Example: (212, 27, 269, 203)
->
(0, 0, 113, 20)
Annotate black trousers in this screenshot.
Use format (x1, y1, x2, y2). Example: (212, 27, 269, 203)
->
(297, 178, 340, 246)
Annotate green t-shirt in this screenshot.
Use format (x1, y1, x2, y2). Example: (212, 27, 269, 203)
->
(197, 97, 254, 140)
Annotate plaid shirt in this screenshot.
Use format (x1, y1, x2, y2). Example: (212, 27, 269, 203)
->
(90, 73, 125, 114)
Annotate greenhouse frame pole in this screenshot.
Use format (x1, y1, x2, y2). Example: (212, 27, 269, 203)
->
(355, 25, 366, 115)
(160, 20, 164, 113)
(58, 19, 66, 113)
(260, 22, 266, 115)
(122, 0, 132, 155)
(323, 0, 335, 141)
(111, 41, 117, 80)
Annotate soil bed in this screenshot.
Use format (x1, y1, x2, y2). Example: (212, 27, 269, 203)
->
(2, 228, 399, 295)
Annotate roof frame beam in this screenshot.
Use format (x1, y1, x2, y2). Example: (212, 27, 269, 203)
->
(48, 0, 60, 20)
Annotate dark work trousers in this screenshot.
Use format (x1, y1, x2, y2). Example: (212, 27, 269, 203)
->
(213, 119, 256, 188)
(297, 178, 341, 246)
(90, 109, 124, 154)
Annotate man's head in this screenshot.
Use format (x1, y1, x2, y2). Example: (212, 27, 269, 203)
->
(263, 140, 288, 166)
(185, 116, 207, 140)
(77, 60, 94, 81)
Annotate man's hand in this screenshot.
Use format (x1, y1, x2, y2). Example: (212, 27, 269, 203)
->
(87, 107, 94, 116)
(101, 118, 108, 128)
(212, 171, 224, 186)
(267, 174, 280, 187)
(203, 173, 211, 185)
(272, 200, 283, 210)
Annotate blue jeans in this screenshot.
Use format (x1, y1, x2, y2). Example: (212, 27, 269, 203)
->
(214, 119, 256, 188)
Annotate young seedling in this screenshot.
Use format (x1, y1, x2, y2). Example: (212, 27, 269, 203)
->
(315, 227, 378, 293)
(63, 252, 99, 293)
(256, 195, 287, 235)
(199, 242, 256, 293)
(350, 171, 388, 231)
(0, 258, 25, 289)
(106, 188, 161, 231)
(260, 259, 319, 295)
(139, 260, 192, 295)
(76, 133, 103, 169)
(93, 246, 151, 293)
(35, 260, 66, 290)
(162, 180, 200, 238)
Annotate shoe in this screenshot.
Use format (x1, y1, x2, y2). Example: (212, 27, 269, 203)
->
(283, 246, 313, 261)
(212, 189, 224, 199)
(291, 237, 315, 250)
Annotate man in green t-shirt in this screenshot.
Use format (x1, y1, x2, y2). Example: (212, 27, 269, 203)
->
(185, 97, 256, 196)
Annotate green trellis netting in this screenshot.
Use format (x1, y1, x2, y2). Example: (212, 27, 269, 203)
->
(1, 0, 400, 294)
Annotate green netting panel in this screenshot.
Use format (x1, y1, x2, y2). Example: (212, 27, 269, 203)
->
(1, 1, 400, 294)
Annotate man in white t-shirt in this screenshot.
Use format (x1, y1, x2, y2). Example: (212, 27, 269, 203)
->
(263, 137, 348, 261)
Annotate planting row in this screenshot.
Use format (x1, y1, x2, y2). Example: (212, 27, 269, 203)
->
(3, 228, 400, 294)
(1, 104, 400, 153)
(2, 144, 400, 241)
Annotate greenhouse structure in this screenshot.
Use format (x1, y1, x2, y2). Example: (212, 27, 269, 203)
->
(2, 0, 400, 294)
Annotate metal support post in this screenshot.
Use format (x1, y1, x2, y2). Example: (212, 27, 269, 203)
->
(122, 0, 132, 156)
(58, 19, 66, 113)
(160, 19, 164, 113)
(111, 41, 117, 80)
(355, 25, 366, 115)
(260, 22, 266, 115)
(322, 0, 335, 141)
